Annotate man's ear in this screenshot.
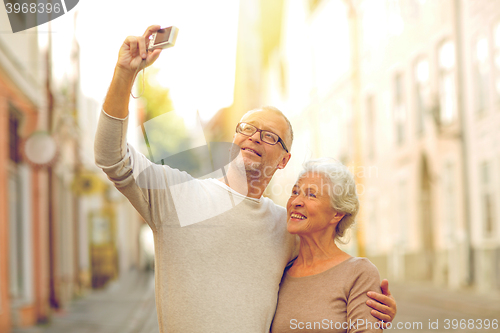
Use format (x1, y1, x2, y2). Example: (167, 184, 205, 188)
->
(277, 153, 291, 169)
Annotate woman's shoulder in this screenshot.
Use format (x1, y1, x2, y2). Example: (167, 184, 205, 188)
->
(343, 257, 382, 295)
(344, 257, 380, 277)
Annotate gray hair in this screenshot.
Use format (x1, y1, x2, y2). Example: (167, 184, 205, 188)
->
(242, 106, 294, 151)
(298, 158, 359, 243)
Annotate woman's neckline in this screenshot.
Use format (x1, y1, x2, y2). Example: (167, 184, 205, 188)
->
(286, 256, 355, 279)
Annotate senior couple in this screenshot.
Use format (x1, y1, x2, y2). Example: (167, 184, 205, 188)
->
(95, 25, 397, 332)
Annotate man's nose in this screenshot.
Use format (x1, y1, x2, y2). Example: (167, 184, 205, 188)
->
(249, 131, 261, 143)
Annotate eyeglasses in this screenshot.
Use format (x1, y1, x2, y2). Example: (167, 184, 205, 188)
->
(235, 122, 289, 153)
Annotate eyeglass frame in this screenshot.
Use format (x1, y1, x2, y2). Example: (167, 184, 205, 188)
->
(235, 122, 289, 153)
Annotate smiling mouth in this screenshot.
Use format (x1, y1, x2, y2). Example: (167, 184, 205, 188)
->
(290, 213, 307, 220)
(241, 148, 261, 156)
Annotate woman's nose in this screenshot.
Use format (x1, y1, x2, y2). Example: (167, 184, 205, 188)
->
(292, 195, 304, 207)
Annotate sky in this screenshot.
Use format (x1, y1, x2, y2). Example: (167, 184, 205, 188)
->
(47, 0, 240, 122)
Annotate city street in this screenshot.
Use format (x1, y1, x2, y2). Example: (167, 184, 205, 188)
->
(13, 270, 159, 333)
(3, 0, 500, 332)
(13, 275, 500, 333)
(389, 283, 500, 332)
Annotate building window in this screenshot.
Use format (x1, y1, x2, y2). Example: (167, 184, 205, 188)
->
(8, 108, 26, 300)
(480, 162, 495, 237)
(365, 95, 376, 160)
(8, 171, 25, 299)
(443, 161, 456, 245)
(279, 58, 287, 96)
(9, 111, 21, 163)
(474, 36, 490, 114)
(438, 40, 456, 125)
(336, 99, 353, 164)
(414, 58, 430, 135)
(493, 22, 500, 105)
(393, 73, 406, 145)
(366, 196, 379, 254)
(397, 179, 408, 248)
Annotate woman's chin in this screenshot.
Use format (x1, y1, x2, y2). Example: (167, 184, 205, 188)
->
(286, 223, 303, 235)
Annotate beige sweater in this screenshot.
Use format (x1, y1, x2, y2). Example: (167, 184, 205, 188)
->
(271, 257, 383, 333)
(94, 111, 297, 332)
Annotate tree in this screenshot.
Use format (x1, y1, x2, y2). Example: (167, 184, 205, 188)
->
(137, 68, 206, 176)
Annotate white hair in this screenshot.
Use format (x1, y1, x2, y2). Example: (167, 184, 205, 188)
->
(241, 106, 294, 151)
(298, 158, 359, 243)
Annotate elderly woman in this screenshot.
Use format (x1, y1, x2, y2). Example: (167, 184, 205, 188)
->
(271, 158, 383, 333)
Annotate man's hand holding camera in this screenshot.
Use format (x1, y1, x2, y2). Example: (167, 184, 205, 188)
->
(104, 25, 163, 119)
(116, 25, 163, 82)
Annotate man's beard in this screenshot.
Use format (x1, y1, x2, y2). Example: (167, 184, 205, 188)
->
(232, 154, 265, 180)
(244, 160, 263, 177)
(230, 145, 263, 176)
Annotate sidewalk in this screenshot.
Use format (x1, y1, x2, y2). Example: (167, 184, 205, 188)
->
(391, 282, 500, 318)
(13, 276, 500, 333)
(14, 270, 159, 333)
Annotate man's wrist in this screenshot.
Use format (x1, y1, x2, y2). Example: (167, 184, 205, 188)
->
(114, 66, 135, 86)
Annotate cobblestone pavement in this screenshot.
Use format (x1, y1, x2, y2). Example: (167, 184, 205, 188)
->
(14, 270, 159, 333)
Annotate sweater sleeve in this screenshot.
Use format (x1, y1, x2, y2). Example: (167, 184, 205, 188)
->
(94, 109, 184, 231)
(346, 259, 383, 333)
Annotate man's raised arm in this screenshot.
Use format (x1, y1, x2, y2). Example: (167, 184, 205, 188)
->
(103, 25, 162, 119)
(94, 26, 169, 230)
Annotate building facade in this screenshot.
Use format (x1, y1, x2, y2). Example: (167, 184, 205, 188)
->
(461, 0, 500, 292)
(0, 10, 145, 332)
(0, 9, 48, 331)
(233, 0, 499, 291)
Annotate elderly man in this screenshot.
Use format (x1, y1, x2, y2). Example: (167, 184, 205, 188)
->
(95, 26, 396, 333)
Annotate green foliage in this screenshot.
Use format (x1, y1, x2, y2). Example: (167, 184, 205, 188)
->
(140, 68, 175, 122)
(137, 69, 204, 174)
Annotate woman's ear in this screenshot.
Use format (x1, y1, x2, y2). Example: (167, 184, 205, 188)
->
(330, 211, 345, 225)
